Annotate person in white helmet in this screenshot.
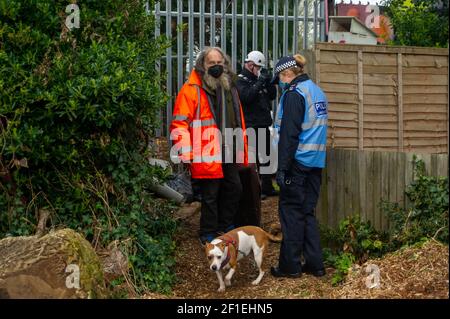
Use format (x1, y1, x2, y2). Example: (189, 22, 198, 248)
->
(236, 51, 278, 199)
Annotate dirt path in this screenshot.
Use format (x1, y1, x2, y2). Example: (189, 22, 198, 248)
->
(148, 196, 449, 299)
(169, 196, 336, 299)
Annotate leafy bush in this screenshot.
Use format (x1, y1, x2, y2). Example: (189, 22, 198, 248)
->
(321, 215, 388, 285)
(322, 156, 449, 285)
(321, 215, 388, 263)
(381, 156, 449, 248)
(383, 0, 449, 48)
(328, 252, 356, 286)
(0, 0, 176, 294)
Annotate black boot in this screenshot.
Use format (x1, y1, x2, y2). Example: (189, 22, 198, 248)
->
(302, 264, 326, 277)
(270, 266, 302, 278)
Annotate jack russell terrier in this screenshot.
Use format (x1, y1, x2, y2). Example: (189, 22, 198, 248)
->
(204, 225, 281, 292)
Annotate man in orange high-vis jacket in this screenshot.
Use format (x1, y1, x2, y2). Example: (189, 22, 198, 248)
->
(170, 47, 248, 245)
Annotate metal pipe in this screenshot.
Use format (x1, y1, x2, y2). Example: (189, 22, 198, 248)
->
(232, 0, 237, 71)
(166, 0, 172, 138)
(321, 0, 326, 41)
(200, 0, 205, 49)
(242, 0, 248, 66)
(253, 0, 258, 50)
(155, 2, 162, 137)
(293, 0, 299, 53)
(313, 0, 318, 45)
(283, 0, 289, 56)
(211, 0, 216, 46)
(188, 0, 194, 74)
(263, 0, 268, 65)
(221, 0, 226, 52)
(177, 0, 183, 92)
(303, 0, 308, 49)
(273, 0, 278, 63)
(273, 0, 279, 121)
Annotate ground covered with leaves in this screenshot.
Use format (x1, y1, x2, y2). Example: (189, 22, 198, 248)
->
(144, 196, 448, 299)
(333, 240, 449, 299)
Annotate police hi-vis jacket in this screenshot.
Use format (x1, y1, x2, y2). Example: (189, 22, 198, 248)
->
(274, 79, 328, 168)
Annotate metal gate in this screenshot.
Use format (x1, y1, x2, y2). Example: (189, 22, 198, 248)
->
(153, 0, 326, 137)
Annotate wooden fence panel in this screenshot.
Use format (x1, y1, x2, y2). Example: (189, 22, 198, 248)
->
(365, 150, 375, 227)
(314, 43, 449, 154)
(316, 148, 449, 231)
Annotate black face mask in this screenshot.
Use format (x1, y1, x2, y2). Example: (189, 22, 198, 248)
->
(207, 64, 224, 78)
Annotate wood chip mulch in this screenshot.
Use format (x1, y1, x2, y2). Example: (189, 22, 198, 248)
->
(143, 196, 448, 299)
(330, 240, 449, 299)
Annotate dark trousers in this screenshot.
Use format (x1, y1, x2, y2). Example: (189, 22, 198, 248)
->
(254, 126, 275, 194)
(278, 163, 324, 273)
(195, 163, 243, 237)
(234, 164, 261, 227)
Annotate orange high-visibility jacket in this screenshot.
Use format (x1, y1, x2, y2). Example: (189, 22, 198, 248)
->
(170, 70, 248, 179)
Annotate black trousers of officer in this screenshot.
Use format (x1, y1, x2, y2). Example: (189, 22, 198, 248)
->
(196, 163, 243, 237)
(278, 162, 324, 274)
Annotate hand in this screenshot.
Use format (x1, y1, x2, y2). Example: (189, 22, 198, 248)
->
(276, 170, 286, 188)
(259, 69, 272, 83)
(255, 76, 267, 90)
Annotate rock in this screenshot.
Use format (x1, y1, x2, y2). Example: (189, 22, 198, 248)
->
(173, 202, 201, 221)
(0, 228, 106, 299)
(98, 240, 129, 283)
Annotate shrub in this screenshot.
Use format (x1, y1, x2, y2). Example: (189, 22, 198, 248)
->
(330, 252, 356, 286)
(0, 0, 175, 294)
(320, 215, 388, 285)
(381, 156, 449, 248)
(384, 0, 449, 48)
(321, 215, 388, 263)
(322, 156, 449, 285)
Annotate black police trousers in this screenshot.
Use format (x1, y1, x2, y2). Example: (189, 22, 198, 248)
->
(195, 163, 243, 237)
(278, 162, 324, 274)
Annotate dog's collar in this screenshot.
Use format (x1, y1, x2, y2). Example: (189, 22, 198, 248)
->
(219, 234, 237, 269)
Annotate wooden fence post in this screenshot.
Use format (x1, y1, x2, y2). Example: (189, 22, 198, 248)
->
(397, 53, 404, 152)
(358, 50, 364, 150)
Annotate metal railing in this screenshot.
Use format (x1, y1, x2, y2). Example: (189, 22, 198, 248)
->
(153, 0, 326, 137)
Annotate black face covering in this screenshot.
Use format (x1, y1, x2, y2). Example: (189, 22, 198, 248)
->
(208, 64, 224, 78)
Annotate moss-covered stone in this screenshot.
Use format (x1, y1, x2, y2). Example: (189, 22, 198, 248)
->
(0, 228, 107, 298)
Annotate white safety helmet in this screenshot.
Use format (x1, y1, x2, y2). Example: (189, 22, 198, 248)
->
(245, 50, 266, 67)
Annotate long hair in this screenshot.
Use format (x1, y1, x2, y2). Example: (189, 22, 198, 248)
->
(194, 46, 235, 78)
(289, 54, 307, 76)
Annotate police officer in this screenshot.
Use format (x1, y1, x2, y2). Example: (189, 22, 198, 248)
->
(236, 51, 278, 199)
(270, 54, 327, 278)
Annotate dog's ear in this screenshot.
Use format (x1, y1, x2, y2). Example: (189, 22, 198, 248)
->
(204, 243, 213, 254)
(218, 242, 226, 251)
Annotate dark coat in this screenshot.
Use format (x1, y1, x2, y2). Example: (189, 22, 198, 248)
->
(236, 68, 276, 128)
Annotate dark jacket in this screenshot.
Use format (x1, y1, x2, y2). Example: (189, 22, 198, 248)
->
(278, 73, 316, 172)
(236, 68, 276, 128)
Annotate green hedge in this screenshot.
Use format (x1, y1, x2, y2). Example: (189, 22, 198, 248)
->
(0, 0, 176, 294)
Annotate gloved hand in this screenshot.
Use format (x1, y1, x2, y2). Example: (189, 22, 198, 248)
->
(259, 68, 272, 85)
(276, 170, 286, 188)
(255, 75, 267, 90)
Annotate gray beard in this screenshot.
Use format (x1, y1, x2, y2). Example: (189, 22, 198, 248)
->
(203, 72, 231, 91)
